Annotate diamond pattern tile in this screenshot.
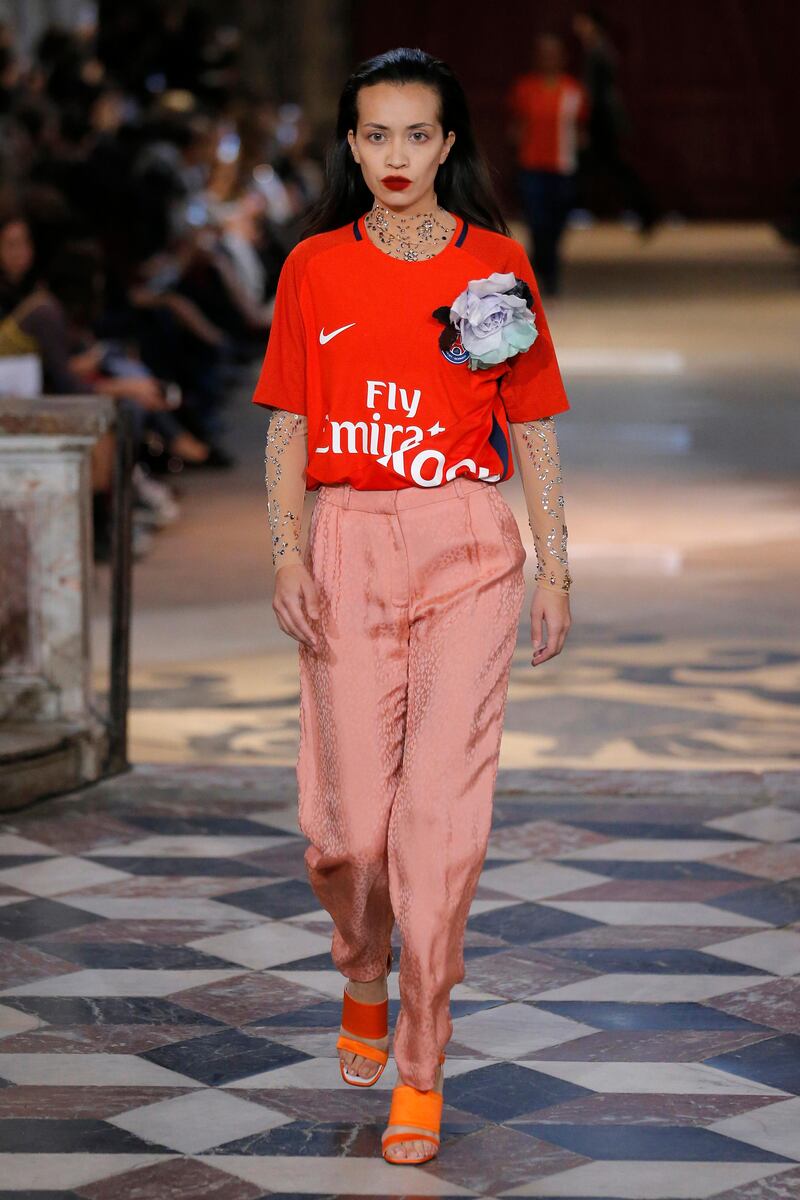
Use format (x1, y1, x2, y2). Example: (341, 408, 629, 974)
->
(1, 765, 797, 1198)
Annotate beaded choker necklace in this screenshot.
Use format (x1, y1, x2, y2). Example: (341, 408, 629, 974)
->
(364, 197, 457, 261)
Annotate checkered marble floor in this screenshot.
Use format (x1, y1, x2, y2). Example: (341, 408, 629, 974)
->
(0, 764, 799, 1199)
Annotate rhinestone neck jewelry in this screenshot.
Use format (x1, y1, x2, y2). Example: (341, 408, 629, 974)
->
(364, 196, 457, 261)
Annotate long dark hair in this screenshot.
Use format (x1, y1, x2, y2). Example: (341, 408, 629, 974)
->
(300, 47, 511, 238)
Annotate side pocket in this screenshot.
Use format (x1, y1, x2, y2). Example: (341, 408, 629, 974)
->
(484, 485, 526, 565)
(303, 496, 322, 568)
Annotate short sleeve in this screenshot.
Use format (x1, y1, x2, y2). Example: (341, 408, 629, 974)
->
(251, 249, 307, 415)
(498, 240, 571, 422)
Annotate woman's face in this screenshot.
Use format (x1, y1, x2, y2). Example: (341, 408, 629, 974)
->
(347, 81, 455, 213)
(0, 219, 34, 281)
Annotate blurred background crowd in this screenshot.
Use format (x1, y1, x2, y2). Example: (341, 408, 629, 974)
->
(0, 0, 324, 561)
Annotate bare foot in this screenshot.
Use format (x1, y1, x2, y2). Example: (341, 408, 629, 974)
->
(383, 1060, 444, 1161)
(339, 969, 389, 1081)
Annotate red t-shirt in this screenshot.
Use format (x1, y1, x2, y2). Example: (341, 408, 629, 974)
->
(507, 74, 589, 173)
(252, 211, 570, 490)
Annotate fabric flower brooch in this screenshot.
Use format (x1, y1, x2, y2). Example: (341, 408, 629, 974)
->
(433, 271, 538, 371)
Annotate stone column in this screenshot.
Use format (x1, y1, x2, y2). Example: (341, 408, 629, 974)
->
(0, 396, 116, 808)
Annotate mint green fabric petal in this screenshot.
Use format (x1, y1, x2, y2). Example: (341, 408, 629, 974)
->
(468, 317, 538, 368)
(505, 322, 538, 352)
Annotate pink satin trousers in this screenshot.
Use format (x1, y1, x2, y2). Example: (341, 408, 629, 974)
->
(296, 474, 527, 1090)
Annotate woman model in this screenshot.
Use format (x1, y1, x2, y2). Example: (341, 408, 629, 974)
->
(254, 47, 572, 1167)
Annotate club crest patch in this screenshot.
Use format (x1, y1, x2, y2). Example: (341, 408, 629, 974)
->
(441, 334, 469, 364)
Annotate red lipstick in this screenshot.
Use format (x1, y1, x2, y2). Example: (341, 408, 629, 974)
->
(382, 175, 411, 191)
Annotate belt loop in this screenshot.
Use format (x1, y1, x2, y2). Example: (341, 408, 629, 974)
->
(453, 477, 465, 498)
(343, 483, 352, 509)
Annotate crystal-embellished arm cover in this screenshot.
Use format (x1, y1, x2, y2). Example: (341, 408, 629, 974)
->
(509, 415, 572, 594)
(264, 408, 308, 571)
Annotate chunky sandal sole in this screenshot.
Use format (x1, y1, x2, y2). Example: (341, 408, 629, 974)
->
(381, 1052, 446, 1164)
(336, 949, 392, 1087)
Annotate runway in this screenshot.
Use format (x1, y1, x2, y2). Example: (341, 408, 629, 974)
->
(4, 218, 790, 1197)
(1, 764, 798, 1196)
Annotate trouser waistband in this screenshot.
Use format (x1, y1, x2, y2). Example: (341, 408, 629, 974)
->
(315, 475, 492, 513)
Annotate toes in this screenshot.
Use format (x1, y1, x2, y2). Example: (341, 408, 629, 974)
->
(394, 1138, 434, 1161)
(385, 1134, 436, 1161)
(340, 1051, 379, 1079)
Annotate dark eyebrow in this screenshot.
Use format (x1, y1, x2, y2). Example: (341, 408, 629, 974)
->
(362, 122, 435, 130)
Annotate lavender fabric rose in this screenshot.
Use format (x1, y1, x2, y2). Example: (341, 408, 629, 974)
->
(450, 271, 538, 371)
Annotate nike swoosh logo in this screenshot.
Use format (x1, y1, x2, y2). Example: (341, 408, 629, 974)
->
(319, 322, 356, 345)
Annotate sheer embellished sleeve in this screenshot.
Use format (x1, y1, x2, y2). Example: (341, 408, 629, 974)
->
(509, 415, 572, 594)
(264, 408, 308, 571)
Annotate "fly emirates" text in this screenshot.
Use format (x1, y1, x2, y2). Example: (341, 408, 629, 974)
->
(315, 379, 503, 487)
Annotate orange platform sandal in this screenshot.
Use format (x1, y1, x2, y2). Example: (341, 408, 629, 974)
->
(381, 1052, 446, 1165)
(336, 948, 393, 1087)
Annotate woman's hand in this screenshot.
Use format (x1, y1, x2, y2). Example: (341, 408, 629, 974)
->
(530, 587, 571, 665)
(273, 562, 321, 651)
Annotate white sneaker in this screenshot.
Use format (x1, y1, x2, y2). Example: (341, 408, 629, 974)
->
(132, 464, 180, 525)
(131, 519, 155, 559)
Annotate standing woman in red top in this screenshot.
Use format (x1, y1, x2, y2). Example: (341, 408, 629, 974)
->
(507, 33, 589, 295)
(255, 46, 573, 1166)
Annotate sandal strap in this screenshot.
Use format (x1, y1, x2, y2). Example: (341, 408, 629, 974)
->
(335, 1034, 388, 1065)
(341, 988, 388, 1038)
(387, 1083, 443, 1131)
